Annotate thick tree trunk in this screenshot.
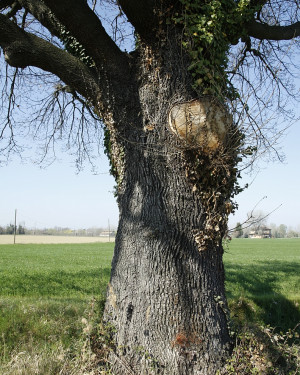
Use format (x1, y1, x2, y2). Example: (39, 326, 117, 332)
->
(104, 155, 232, 374)
(103, 30, 235, 375)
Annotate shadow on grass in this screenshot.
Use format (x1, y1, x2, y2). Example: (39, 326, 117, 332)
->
(225, 260, 300, 332)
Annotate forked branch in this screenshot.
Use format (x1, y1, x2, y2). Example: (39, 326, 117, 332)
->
(0, 13, 100, 104)
(118, 0, 158, 41)
(41, 0, 129, 76)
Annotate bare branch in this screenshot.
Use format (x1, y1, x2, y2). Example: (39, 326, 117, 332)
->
(5, 1, 21, 18)
(17, 0, 64, 39)
(0, 0, 14, 10)
(246, 20, 300, 41)
(41, 0, 129, 76)
(0, 67, 17, 141)
(27, 85, 103, 170)
(118, 0, 158, 41)
(0, 14, 100, 104)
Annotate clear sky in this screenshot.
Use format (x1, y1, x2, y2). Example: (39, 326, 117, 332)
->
(0, 153, 119, 230)
(1, 118, 299, 231)
(228, 122, 300, 231)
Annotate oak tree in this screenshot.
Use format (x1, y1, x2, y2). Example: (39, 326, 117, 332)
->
(0, 1, 299, 374)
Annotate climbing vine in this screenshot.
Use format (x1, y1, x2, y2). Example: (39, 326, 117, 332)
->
(103, 126, 125, 195)
(59, 25, 95, 68)
(174, 0, 261, 99)
(185, 130, 244, 250)
(47, 10, 95, 67)
(170, 1, 263, 248)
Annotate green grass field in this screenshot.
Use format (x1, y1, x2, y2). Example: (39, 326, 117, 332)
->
(224, 238, 300, 330)
(0, 238, 299, 373)
(0, 242, 114, 372)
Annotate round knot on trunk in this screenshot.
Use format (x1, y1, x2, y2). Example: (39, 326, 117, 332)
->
(168, 98, 232, 152)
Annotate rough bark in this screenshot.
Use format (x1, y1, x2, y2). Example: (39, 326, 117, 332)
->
(105, 170, 232, 374)
(102, 29, 234, 374)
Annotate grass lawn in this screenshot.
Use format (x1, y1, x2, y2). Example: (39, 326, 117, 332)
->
(0, 238, 299, 373)
(224, 238, 300, 330)
(0, 242, 114, 371)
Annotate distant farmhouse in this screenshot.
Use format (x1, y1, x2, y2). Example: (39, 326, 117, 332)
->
(249, 226, 272, 239)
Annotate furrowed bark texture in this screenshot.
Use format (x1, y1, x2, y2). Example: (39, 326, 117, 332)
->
(106, 182, 232, 374)
(103, 31, 233, 375)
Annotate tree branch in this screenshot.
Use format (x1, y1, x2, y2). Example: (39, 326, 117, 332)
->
(0, 14, 100, 104)
(0, 0, 14, 10)
(5, 1, 21, 18)
(249, 0, 268, 8)
(246, 20, 300, 41)
(41, 0, 129, 76)
(17, 0, 63, 39)
(118, 0, 157, 41)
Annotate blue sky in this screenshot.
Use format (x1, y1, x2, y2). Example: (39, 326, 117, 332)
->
(1, 153, 118, 230)
(229, 122, 300, 230)
(1, 118, 299, 231)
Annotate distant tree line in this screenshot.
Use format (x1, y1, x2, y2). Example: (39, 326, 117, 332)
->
(0, 225, 116, 237)
(0, 224, 25, 235)
(1, 221, 297, 239)
(232, 222, 299, 239)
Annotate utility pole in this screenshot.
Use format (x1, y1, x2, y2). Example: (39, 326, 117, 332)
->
(14, 209, 17, 244)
